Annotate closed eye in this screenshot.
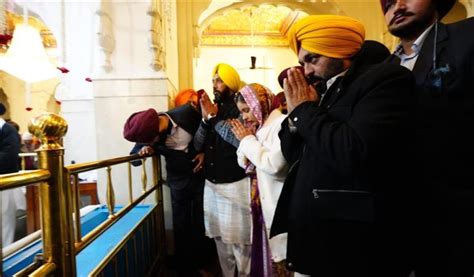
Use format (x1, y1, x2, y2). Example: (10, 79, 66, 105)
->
(384, 0, 395, 13)
(304, 54, 321, 65)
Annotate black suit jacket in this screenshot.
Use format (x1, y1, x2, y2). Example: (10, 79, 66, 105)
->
(388, 18, 474, 275)
(129, 104, 203, 183)
(388, 18, 474, 186)
(196, 94, 246, 184)
(0, 122, 20, 174)
(271, 42, 416, 275)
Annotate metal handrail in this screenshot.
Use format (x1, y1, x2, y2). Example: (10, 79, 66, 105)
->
(75, 175, 160, 254)
(29, 262, 57, 276)
(2, 230, 42, 259)
(1, 112, 165, 276)
(65, 154, 146, 174)
(18, 152, 38, 157)
(64, 153, 157, 250)
(0, 169, 50, 191)
(18, 152, 38, 171)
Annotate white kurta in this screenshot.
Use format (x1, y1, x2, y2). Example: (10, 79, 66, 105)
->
(204, 177, 252, 245)
(236, 109, 289, 262)
(2, 188, 25, 246)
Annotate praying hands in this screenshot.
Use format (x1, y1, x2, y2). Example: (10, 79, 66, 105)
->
(229, 119, 255, 141)
(283, 67, 319, 114)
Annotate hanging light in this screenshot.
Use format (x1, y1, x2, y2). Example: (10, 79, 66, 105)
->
(0, 23, 58, 82)
(0, 4, 58, 111)
(0, 0, 13, 47)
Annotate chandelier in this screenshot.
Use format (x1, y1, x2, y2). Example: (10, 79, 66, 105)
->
(0, 2, 58, 111)
(0, 0, 13, 47)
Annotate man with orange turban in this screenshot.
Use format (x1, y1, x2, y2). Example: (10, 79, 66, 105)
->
(174, 88, 199, 108)
(270, 15, 416, 276)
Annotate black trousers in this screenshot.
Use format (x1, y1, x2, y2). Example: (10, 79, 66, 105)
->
(168, 173, 214, 272)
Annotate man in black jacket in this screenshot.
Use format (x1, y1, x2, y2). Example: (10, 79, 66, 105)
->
(1, 103, 21, 246)
(383, 1, 474, 276)
(124, 103, 212, 276)
(193, 63, 251, 277)
(270, 15, 416, 277)
(0, 103, 20, 175)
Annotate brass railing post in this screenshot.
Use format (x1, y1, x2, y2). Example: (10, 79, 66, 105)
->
(128, 162, 134, 203)
(151, 155, 165, 256)
(151, 156, 161, 205)
(21, 155, 26, 170)
(29, 113, 76, 276)
(106, 166, 116, 218)
(141, 158, 147, 193)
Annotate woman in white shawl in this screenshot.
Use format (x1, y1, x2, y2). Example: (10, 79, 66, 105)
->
(230, 83, 290, 276)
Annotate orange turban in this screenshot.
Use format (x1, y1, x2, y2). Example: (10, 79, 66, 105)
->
(288, 15, 366, 59)
(212, 63, 241, 92)
(174, 89, 198, 107)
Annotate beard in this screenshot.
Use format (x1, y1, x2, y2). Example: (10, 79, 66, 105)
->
(213, 87, 231, 104)
(389, 10, 436, 39)
(306, 58, 345, 95)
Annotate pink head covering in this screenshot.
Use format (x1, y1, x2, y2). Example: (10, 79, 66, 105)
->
(238, 83, 274, 131)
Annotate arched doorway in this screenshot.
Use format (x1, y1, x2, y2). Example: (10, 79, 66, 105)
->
(193, 2, 341, 95)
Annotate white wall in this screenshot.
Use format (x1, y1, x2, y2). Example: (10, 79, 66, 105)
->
(194, 46, 298, 97)
(90, 1, 175, 253)
(19, 2, 174, 243)
(61, 99, 97, 180)
(24, 1, 100, 167)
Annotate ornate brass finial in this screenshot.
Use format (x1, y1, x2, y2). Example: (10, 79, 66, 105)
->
(28, 113, 68, 150)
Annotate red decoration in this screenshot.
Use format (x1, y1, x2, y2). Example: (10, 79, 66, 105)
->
(0, 34, 13, 45)
(57, 67, 70, 74)
(85, 77, 92, 82)
(25, 107, 33, 111)
(56, 100, 62, 105)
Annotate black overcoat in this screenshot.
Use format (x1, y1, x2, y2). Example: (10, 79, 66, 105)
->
(387, 18, 474, 276)
(271, 41, 416, 276)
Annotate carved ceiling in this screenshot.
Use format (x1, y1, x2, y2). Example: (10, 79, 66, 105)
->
(201, 4, 307, 47)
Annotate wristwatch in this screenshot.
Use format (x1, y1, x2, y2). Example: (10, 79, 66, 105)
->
(207, 113, 216, 121)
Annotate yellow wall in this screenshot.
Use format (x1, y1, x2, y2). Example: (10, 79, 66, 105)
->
(0, 72, 59, 133)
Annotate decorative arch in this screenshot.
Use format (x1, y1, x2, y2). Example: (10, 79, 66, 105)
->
(198, 1, 341, 30)
(196, 1, 342, 49)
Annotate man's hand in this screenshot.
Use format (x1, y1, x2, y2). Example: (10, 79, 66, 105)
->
(200, 93, 218, 119)
(138, 146, 154, 156)
(284, 67, 319, 114)
(230, 119, 255, 141)
(192, 153, 205, 173)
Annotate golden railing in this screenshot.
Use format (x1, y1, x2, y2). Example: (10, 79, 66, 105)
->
(18, 152, 38, 171)
(66, 154, 162, 254)
(0, 112, 164, 276)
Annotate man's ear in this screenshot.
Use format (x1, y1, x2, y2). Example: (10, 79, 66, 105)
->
(343, 59, 352, 70)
